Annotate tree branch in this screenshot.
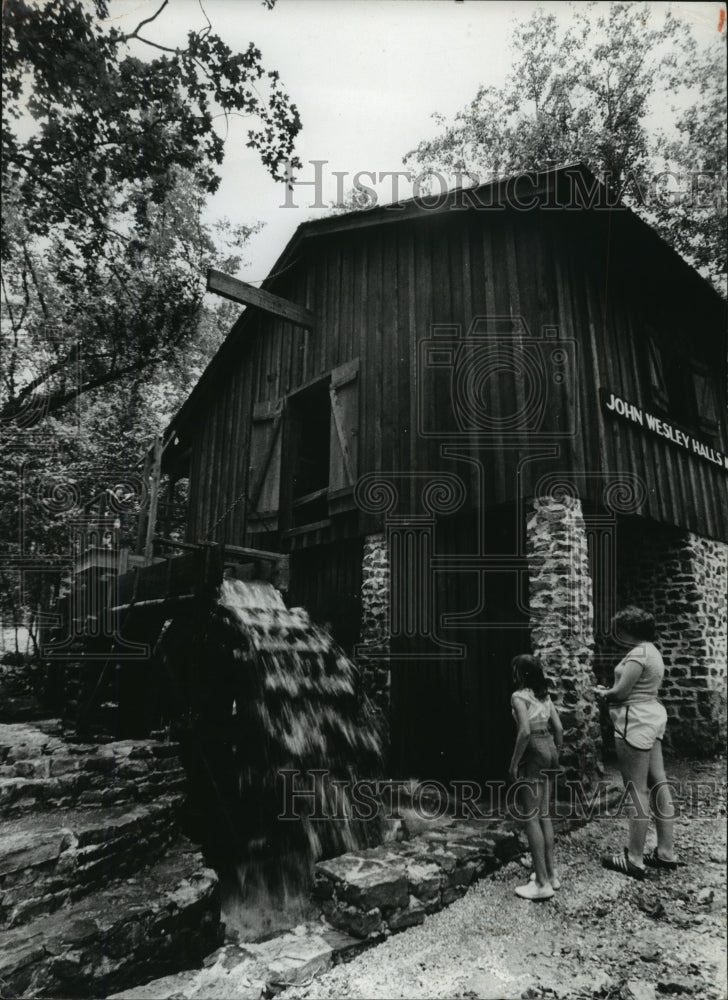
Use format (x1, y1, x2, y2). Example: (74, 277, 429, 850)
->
(5, 344, 82, 410)
(1, 355, 159, 426)
(22, 243, 48, 319)
(121, 0, 170, 42)
(133, 35, 179, 54)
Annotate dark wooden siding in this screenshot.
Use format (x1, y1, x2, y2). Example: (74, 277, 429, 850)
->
(184, 205, 727, 548)
(286, 538, 363, 656)
(390, 506, 530, 780)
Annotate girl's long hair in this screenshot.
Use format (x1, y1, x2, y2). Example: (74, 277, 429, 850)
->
(511, 654, 549, 701)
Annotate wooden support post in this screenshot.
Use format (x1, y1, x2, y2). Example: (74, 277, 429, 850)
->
(143, 435, 163, 565)
(134, 448, 153, 556)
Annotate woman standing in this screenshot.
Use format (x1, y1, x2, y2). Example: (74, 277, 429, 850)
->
(595, 606, 679, 878)
(509, 654, 563, 901)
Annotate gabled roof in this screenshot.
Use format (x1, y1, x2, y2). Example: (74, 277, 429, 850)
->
(164, 161, 725, 454)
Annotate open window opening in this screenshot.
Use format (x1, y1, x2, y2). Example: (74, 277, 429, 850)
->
(246, 359, 360, 542)
(288, 380, 331, 527)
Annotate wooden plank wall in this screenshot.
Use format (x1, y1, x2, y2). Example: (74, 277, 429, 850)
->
(286, 538, 364, 654)
(185, 207, 727, 549)
(390, 506, 530, 780)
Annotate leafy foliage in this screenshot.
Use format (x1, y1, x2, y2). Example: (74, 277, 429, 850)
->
(1, 1, 300, 648)
(2, 0, 301, 257)
(1, 168, 257, 425)
(1, 0, 296, 424)
(405, 3, 726, 290)
(652, 38, 727, 288)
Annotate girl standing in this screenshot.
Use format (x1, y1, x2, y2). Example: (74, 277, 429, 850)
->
(509, 654, 564, 901)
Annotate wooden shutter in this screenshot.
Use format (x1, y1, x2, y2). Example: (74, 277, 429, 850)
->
(329, 360, 359, 493)
(691, 369, 719, 438)
(248, 400, 283, 519)
(645, 331, 669, 411)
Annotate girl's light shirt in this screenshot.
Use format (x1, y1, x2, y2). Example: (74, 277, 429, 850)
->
(511, 688, 552, 725)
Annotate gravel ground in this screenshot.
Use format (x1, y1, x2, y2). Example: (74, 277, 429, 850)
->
(279, 756, 726, 1000)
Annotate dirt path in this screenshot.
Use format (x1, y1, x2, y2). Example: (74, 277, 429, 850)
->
(279, 757, 726, 1000)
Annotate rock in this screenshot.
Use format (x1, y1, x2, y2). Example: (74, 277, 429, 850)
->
(318, 927, 371, 964)
(639, 945, 661, 962)
(636, 893, 666, 919)
(316, 855, 408, 911)
(386, 895, 425, 932)
(441, 884, 467, 905)
(656, 974, 695, 994)
(265, 934, 333, 987)
(696, 887, 714, 905)
(625, 980, 657, 1000)
(403, 858, 441, 904)
(312, 874, 334, 900)
(322, 900, 382, 939)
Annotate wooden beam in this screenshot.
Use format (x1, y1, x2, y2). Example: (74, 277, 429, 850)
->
(207, 268, 315, 329)
(143, 435, 163, 565)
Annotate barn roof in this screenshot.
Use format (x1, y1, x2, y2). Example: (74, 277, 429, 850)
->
(163, 161, 724, 456)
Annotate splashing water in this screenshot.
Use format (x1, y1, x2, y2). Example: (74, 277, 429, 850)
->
(158, 576, 384, 939)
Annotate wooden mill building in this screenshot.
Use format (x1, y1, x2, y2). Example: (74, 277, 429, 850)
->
(160, 163, 727, 780)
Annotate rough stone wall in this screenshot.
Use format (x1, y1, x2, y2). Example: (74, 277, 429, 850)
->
(314, 825, 521, 939)
(0, 724, 186, 817)
(614, 523, 728, 755)
(0, 722, 222, 998)
(526, 496, 602, 784)
(357, 534, 391, 720)
(1, 798, 180, 927)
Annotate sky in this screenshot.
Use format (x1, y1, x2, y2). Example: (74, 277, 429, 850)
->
(105, 0, 726, 284)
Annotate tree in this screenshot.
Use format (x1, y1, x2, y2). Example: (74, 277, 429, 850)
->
(1, 1, 297, 651)
(653, 36, 727, 289)
(1, 0, 301, 425)
(2, 0, 301, 255)
(1, 168, 258, 425)
(0, 234, 242, 657)
(404, 3, 725, 290)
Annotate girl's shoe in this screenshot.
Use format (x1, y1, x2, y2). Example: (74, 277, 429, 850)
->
(515, 880, 554, 901)
(600, 848, 646, 880)
(643, 848, 680, 870)
(530, 871, 561, 890)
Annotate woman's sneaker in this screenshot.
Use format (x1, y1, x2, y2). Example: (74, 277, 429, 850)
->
(643, 848, 680, 870)
(531, 871, 561, 890)
(600, 848, 646, 880)
(515, 880, 554, 901)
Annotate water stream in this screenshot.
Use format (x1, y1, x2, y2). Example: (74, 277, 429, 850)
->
(157, 576, 384, 939)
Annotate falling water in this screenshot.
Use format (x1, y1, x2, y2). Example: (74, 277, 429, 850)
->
(158, 576, 384, 939)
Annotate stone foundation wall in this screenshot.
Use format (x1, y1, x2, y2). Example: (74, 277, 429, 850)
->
(314, 825, 521, 939)
(0, 724, 186, 817)
(613, 523, 728, 755)
(0, 846, 221, 1000)
(1, 798, 180, 927)
(526, 496, 602, 784)
(357, 534, 391, 719)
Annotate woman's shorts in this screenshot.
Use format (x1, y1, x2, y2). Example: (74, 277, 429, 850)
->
(610, 700, 667, 751)
(519, 732, 559, 780)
